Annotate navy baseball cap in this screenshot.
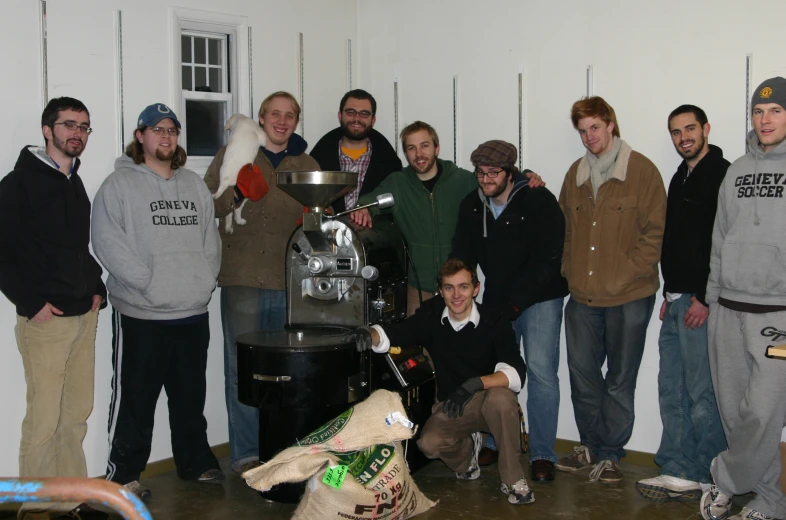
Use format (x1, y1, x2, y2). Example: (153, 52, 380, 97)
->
(137, 103, 181, 129)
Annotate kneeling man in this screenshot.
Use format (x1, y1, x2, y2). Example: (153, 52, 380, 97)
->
(362, 259, 532, 505)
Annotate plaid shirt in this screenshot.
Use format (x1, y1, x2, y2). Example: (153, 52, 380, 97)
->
(339, 139, 373, 210)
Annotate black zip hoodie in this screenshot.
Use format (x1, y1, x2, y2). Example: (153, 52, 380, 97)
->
(451, 172, 568, 318)
(309, 127, 403, 213)
(0, 146, 106, 318)
(661, 144, 730, 306)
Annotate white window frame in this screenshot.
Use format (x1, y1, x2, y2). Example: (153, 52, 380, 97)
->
(170, 7, 250, 174)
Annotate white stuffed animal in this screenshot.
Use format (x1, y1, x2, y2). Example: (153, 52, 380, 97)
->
(213, 113, 267, 234)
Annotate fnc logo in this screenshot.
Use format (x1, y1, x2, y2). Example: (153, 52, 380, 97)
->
(761, 326, 786, 342)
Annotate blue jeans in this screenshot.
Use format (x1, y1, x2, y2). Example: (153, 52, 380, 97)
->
(512, 297, 564, 463)
(655, 294, 726, 483)
(221, 287, 287, 471)
(564, 295, 655, 462)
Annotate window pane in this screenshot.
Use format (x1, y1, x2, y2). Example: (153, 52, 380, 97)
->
(185, 100, 227, 156)
(208, 39, 220, 66)
(195, 67, 208, 90)
(181, 35, 191, 63)
(194, 37, 206, 64)
(181, 66, 192, 91)
(209, 68, 221, 93)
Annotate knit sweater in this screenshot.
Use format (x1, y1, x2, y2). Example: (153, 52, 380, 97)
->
(382, 297, 526, 402)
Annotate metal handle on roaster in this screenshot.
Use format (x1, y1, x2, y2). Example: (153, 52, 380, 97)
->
(328, 193, 395, 219)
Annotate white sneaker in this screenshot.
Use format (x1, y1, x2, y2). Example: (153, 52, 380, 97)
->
(635, 474, 702, 502)
(729, 508, 776, 520)
(500, 477, 535, 505)
(456, 432, 482, 480)
(700, 484, 732, 520)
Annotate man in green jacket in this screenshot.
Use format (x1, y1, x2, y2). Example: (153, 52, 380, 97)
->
(353, 121, 542, 315)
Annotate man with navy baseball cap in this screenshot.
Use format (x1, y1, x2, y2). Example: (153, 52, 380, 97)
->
(92, 102, 223, 502)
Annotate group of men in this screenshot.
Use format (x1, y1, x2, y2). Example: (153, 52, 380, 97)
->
(1, 76, 785, 519)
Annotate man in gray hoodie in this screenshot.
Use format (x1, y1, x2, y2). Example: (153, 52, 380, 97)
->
(700, 78, 786, 520)
(91, 103, 223, 502)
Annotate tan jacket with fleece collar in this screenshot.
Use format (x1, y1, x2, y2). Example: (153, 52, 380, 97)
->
(559, 141, 666, 307)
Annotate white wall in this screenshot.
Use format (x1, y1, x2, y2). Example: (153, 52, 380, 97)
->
(3, 0, 785, 479)
(0, 0, 357, 478)
(357, 0, 786, 454)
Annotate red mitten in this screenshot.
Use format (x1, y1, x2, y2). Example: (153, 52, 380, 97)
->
(236, 163, 269, 202)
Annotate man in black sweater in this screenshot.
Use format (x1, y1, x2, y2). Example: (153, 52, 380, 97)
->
(309, 89, 402, 214)
(635, 105, 728, 502)
(451, 140, 568, 482)
(363, 258, 533, 505)
(0, 97, 106, 519)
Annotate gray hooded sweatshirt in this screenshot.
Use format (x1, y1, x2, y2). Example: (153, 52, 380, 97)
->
(706, 131, 786, 306)
(92, 155, 221, 320)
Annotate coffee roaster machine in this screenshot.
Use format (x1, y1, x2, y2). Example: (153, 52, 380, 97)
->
(237, 171, 436, 503)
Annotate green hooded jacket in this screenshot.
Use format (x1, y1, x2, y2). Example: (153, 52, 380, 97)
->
(357, 159, 477, 293)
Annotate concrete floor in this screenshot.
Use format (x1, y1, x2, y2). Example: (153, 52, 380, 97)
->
(3, 453, 755, 519)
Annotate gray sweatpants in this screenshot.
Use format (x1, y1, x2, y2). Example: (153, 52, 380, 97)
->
(708, 303, 786, 518)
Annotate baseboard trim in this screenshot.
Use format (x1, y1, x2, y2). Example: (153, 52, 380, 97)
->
(554, 439, 657, 468)
(140, 443, 231, 479)
(139, 439, 655, 479)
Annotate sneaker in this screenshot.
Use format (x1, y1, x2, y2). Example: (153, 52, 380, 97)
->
(729, 508, 776, 520)
(122, 480, 151, 503)
(500, 477, 535, 505)
(556, 445, 594, 472)
(456, 432, 482, 480)
(198, 468, 225, 484)
(636, 475, 702, 502)
(700, 484, 732, 520)
(588, 459, 623, 483)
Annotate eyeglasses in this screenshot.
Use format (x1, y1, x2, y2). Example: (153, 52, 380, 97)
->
(149, 126, 180, 136)
(343, 108, 374, 119)
(53, 121, 93, 135)
(474, 168, 504, 178)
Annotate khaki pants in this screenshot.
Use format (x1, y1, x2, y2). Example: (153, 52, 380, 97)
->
(15, 311, 98, 517)
(416, 388, 525, 485)
(406, 286, 434, 317)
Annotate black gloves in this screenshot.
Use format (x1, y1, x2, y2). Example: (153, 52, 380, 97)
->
(352, 325, 373, 352)
(442, 377, 484, 418)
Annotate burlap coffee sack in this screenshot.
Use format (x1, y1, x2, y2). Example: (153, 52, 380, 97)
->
(244, 390, 415, 491)
(292, 443, 436, 520)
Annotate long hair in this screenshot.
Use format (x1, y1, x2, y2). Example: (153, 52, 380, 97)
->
(125, 127, 187, 170)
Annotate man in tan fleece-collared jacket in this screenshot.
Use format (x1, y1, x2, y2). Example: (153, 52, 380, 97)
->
(554, 96, 666, 484)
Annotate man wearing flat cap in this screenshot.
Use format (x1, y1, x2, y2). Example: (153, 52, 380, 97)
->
(556, 96, 666, 484)
(92, 103, 224, 501)
(699, 77, 786, 520)
(352, 121, 543, 316)
(451, 140, 568, 483)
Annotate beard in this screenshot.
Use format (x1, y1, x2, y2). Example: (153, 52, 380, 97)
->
(155, 147, 175, 162)
(341, 120, 373, 141)
(676, 134, 706, 161)
(53, 136, 84, 158)
(481, 176, 510, 198)
(410, 155, 437, 175)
